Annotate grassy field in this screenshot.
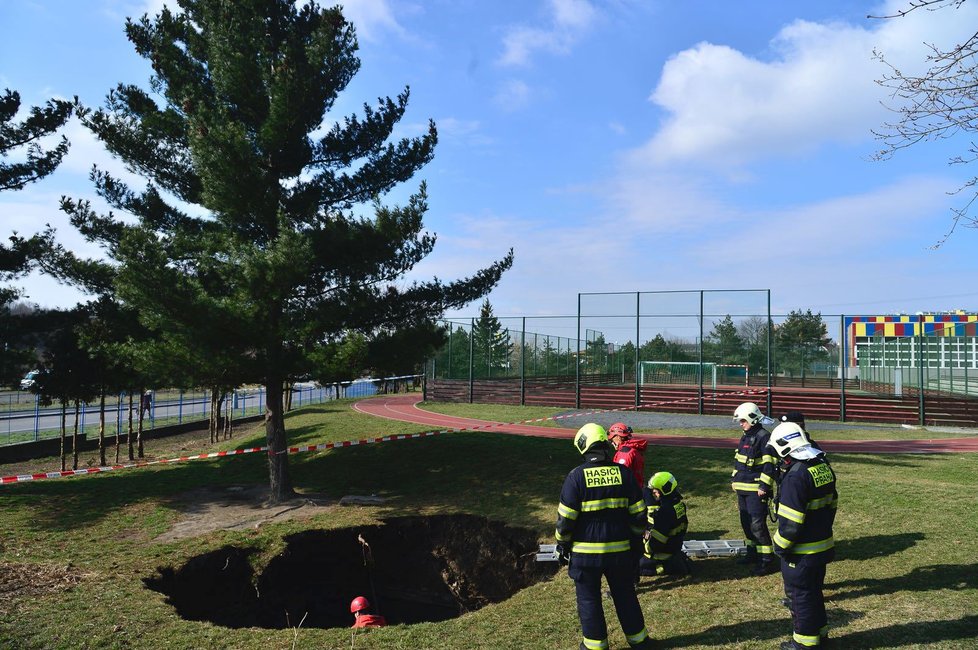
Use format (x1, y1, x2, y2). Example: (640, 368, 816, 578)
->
(1, 397, 976, 649)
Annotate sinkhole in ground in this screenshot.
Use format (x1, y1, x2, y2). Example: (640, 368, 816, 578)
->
(144, 513, 557, 629)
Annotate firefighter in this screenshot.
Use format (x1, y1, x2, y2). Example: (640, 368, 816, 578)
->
(769, 422, 838, 649)
(731, 402, 778, 575)
(555, 423, 654, 650)
(349, 596, 387, 628)
(608, 422, 648, 489)
(779, 411, 822, 451)
(639, 471, 690, 577)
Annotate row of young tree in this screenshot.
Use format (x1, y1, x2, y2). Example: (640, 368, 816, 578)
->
(1, 2, 511, 502)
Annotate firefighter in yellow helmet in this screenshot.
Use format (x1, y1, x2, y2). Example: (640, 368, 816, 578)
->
(555, 423, 654, 650)
(639, 471, 691, 577)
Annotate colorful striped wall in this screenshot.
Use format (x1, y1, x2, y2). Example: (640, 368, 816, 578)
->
(845, 314, 978, 338)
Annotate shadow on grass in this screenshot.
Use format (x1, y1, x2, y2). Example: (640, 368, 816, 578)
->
(835, 532, 926, 561)
(637, 554, 769, 593)
(658, 610, 867, 648)
(2, 453, 268, 533)
(5, 431, 738, 536)
(828, 561, 978, 601)
(832, 614, 978, 648)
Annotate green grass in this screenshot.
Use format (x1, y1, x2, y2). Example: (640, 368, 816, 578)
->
(1, 397, 976, 649)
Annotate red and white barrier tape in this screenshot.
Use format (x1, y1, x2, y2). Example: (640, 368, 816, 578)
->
(1, 387, 768, 486)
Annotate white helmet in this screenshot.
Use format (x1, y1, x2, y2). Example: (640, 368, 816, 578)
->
(733, 402, 763, 427)
(769, 422, 811, 458)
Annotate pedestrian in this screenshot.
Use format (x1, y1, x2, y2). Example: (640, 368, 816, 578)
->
(731, 402, 778, 575)
(555, 423, 654, 650)
(141, 390, 153, 417)
(769, 422, 838, 649)
(608, 422, 648, 488)
(639, 471, 691, 577)
(349, 596, 387, 628)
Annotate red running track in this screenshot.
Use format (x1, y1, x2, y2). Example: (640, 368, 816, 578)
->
(353, 394, 978, 454)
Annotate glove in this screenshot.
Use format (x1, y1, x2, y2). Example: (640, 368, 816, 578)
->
(555, 543, 570, 566)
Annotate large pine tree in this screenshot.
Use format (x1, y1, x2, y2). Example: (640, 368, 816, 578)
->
(61, 1, 512, 502)
(1, 89, 75, 385)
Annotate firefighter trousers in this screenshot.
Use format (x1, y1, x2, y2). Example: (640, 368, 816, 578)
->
(570, 561, 649, 649)
(781, 554, 828, 647)
(738, 492, 774, 562)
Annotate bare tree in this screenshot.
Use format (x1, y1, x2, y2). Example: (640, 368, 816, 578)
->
(871, 0, 978, 246)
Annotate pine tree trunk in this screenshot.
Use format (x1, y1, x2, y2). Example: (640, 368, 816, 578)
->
(114, 395, 120, 465)
(137, 388, 145, 459)
(127, 392, 134, 461)
(60, 401, 67, 472)
(265, 373, 295, 504)
(72, 400, 79, 471)
(225, 394, 233, 439)
(208, 387, 219, 443)
(98, 392, 106, 467)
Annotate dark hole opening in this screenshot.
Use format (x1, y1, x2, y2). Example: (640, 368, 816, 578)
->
(144, 513, 557, 629)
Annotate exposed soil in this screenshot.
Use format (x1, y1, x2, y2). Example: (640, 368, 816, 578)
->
(144, 514, 556, 629)
(153, 484, 337, 542)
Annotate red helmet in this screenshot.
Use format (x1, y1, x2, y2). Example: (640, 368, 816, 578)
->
(608, 422, 633, 438)
(350, 596, 370, 613)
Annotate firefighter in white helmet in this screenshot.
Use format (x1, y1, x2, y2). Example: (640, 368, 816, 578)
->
(731, 402, 778, 575)
(769, 422, 838, 649)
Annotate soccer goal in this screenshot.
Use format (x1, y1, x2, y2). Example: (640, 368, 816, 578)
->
(638, 361, 717, 389)
(717, 364, 749, 386)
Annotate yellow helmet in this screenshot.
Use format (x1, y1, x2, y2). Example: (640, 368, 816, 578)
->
(574, 423, 608, 454)
(648, 471, 678, 495)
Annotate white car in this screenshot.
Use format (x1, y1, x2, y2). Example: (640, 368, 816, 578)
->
(19, 370, 39, 390)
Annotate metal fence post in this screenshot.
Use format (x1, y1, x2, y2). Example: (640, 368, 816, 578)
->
(468, 318, 474, 404)
(839, 315, 847, 422)
(698, 290, 704, 415)
(520, 317, 526, 406)
(33, 393, 40, 441)
(918, 316, 926, 426)
(635, 291, 641, 409)
(576, 293, 581, 409)
(766, 289, 773, 414)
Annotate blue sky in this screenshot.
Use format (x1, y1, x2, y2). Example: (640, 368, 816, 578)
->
(2, 0, 978, 327)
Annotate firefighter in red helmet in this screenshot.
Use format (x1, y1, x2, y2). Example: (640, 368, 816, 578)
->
(608, 422, 648, 489)
(350, 596, 387, 628)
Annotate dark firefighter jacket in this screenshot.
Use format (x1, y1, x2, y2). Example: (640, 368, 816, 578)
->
(555, 455, 646, 567)
(645, 491, 688, 558)
(731, 423, 777, 494)
(773, 454, 838, 562)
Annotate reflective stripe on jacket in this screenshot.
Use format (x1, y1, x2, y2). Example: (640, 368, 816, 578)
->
(555, 458, 645, 567)
(646, 491, 688, 555)
(773, 456, 838, 561)
(731, 424, 777, 493)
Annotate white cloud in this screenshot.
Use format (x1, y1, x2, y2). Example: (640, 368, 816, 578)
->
(498, 0, 597, 66)
(339, 0, 407, 42)
(494, 79, 532, 111)
(635, 2, 978, 170)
